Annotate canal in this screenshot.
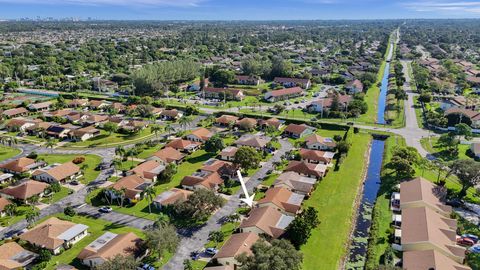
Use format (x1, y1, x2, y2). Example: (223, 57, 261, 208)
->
(377, 41, 394, 125)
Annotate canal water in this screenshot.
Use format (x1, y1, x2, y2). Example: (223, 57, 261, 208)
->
(345, 139, 386, 269)
(377, 62, 390, 125)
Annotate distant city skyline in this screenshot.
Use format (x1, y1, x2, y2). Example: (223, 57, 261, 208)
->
(2, 0, 480, 20)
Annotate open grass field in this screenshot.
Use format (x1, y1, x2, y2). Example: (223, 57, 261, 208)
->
(420, 137, 474, 162)
(37, 154, 102, 183)
(41, 213, 149, 270)
(301, 132, 371, 270)
(0, 145, 21, 161)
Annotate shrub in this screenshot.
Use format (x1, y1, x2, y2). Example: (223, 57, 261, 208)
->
(64, 206, 76, 217)
(72, 156, 85, 164)
(27, 152, 38, 159)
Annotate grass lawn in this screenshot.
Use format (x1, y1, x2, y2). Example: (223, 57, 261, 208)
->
(420, 137, 473, 161)
(41, 186, 72, 204)
(42, 213, 149, 270)
(301, 133, 371, 270)
(413, 96, 425, 128)
(137, 145, 164, 159)
(204, 222, 239, 249)
(87, 149, 217, 221)
(37, 154, 102, 184)
(0, 205, 33, 227)
(191, 260, 208, 270)
(65, 129, 155, 148)
(0, 145, 21, 161)
(118, 159, 141, 171)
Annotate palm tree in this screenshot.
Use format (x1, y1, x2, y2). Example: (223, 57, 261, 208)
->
(26, 210, 40, 227)
(178, 116, 192, 131)
(4, 203, 17, 217)
(141, 186, 156, 214)
(151, 124, 162, 140)
(164, 123, 175, 136)
(115, 146, 126, 160)
(111, 158, 122, 176)
(45, 138, 56, 152)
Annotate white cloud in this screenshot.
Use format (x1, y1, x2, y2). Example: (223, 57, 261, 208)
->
(0, 0, 206, 7)
(403, 1, 480, 13)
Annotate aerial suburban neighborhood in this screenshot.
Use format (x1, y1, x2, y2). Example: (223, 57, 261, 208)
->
(0, 2, 479, 270)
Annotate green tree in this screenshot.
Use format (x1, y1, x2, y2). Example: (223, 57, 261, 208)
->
(144, 223, 179, 258)
(141, 186, 156, 214)
(183, 259, 193, 270)
(234, 146, 262, 172)
(150, 124, 163, 139)
(159, 163, 177, 183)
(236, 239, 303, 270)
(285, 207, 320, 249)
(208, 230, 225, 245)
(93, 255, 138, 270)
(210, 69, 235, 87)
(448, 159, 480, 198)
(173, 189, 224, 223)
(103, 122, 118, 135)
(205, 134, 225, 153)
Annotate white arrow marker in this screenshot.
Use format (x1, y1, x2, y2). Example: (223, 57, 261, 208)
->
(237, 170, 255, 207)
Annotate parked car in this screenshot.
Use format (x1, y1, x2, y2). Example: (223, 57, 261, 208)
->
(190, 251, 200, 260)
(462, 234, 479, 243)
(99, 206, 113, 213)
(140, 264, 155, 270)
(469, 244, 480, 254)
(457, 237, 476, 246)
(70, 180, 79, 185)
(205, 248, 218, 256)
(446, 199, 464, 208)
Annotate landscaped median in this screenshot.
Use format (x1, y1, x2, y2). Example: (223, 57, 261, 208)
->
(0, 145, 22, 161)
(301, 132, 371, 270)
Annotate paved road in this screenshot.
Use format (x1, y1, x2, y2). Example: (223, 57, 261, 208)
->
(77, 205, 154, 230)
(162, 138, 293, 270)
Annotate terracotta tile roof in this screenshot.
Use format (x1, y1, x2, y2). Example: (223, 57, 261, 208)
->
(109, 175, 148, 200)
(299, 148, 333, 163)
(445, 108, 480, 121)
(181, 171, 223, 189)
(215, 115, 239, 125)
(153, 188, 193, 206)
(258, 118, 282, 129)
(220, 146, 238, 157)
(0, 197, 11, 212)
(2, 107, 28, 117)
(403, 250, 471, 270)
(152, 147, 185, 163)
(0, 242, 37, 270)
(401, 206, 466, 260)
(257, 187, 304, 214)
(312, 95, 353, 108)
(32, 162, 80, 182)
(77, 232, 142, 261)
(28, 101, 52, 110)
(239, 206, 292, 238)
(400, 177, 452, 215)
(68, 99, 89, 107)
(274, 171, 316, 194)
(0, 157, 36, 173)
(129, 160, 164, 179)
(284, 124, 312, 135)
(0, 180, 48, 200)
(19, 217, 86, 250)
(201, 159, 236, 175)
(161, 109, 180, 118)
(266, 87, 304, 97)
(89, 100, 109, 108)
(71, 125, 100, 137)
(189, 128, 213, 141)
(213, 232, 259, 259)
(204, 87, 243, 97)
(285, 161, 327, 178)
(235, 135, 270, 149)
(166, 139, 201, 151)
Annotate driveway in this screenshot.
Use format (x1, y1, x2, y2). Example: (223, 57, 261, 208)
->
(76, 205, 154, 230)
(162, 139, 293, 270)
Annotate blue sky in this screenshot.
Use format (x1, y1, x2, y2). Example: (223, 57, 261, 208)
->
(1, 0, 480, 20)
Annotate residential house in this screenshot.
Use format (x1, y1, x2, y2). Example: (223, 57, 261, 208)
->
(77, 232, 143, 268)
(4, 117, 40, 132)
(19, 217, 88, 255)
(25, 121, 52, 137)
(0, 172, 13, 184)
(118, 120, 149, 132)
(273, 171, 316, 196)
(108, 175, 152, 203)
(299, 149, 335, 165)
(67, 99, 89, 108)
(202, 87, 244, 101)
(439, 96, 478, 111)
(0, 157, 45, 175)
(235, 134, 271, 151)
(181, 171, 224, 191)
(153, 188, 193, 209)
(27, 101, 52, 112)
(0, 180, 49, 202)
(471, 143, 480, 158)
(2, 107, 28, 118)
(70, 125, 101, 142)
(200, 159, 236, 179)
(43, 108, 72, 119)
(239, 205, 294, 239)
(273, 77, 311, 89)
(444, 108, 480, 128)
(215, 115, 239, 127)
(46, 124, 73, 139)
(79, 114, 109, 127)
(160, 109, 183, 121)
(400, 206, 466, 264)
(32, 162, 82, 183)
(304, 134, 337, 151)
(0, 197, 11, 217)
(307, 95, 353, 113)
(148, 147, 185, 164)
(219, 146, 238, 162)
(128, 160, 165, 181)
(237, 118, 258, 130)
(0, 242, 38, 270)
(258, 118, 284, 130)
(264, 87, 304, 103)
(166, 139, 201, 153)
(186, 127, 213, 143)
(283, 124, 315, 139)
(111, 102, 127, 113)
(88, 100, 111, 110)
(403, 250, 471, 270)
(346, 79, 364, 94)
(257, 187, 304, 216)
(235, 75, 260, 85)
(285, 160, 327, 179)
(400, 177, 451, 217)
(213, 232, 259, 268)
